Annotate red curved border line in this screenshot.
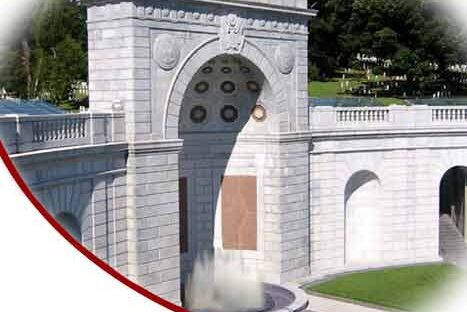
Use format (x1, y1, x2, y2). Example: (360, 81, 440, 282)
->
(0, 141, 187, 312)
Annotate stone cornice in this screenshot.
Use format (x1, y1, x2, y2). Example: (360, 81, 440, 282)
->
(128, 139, 184, 154)
(86, 0, 317, 18)
(11, 142, 128, 165)
(29, 169, 127, 191)
(237, 132, 314, 144)
(311, 128, 467, 142)
(87, 0, 311, 35)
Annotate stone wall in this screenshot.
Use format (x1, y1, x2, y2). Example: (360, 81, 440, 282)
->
(307, 105, 467, 278)
(11, 143, 129, 273)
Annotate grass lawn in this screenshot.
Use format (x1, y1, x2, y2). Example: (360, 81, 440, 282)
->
(309, 80, 361, 97)
(305, 264, 463, 311)
(309, 80, 406, 106)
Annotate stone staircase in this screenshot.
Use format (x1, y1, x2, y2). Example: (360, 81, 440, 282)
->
(439, 214, 467, 268)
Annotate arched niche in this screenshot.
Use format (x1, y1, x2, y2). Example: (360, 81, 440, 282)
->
(344, 170, 382, 265)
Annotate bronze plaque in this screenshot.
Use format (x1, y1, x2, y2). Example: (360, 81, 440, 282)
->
(221, 176, 257, 250)
(179, 177, 188, 253)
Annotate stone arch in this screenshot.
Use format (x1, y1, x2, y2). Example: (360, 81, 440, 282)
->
(38, 182, 89, 243)
(433, 152, 467, 230)
(55, 212, 82, 243)
(344, 170, 382, 265)
(439, 166, 467, 260)
(176, 50, 282, 287)
(163, 38, 287, 139)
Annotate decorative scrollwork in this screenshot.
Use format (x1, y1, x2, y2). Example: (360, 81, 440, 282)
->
(220, 14, 245, 54)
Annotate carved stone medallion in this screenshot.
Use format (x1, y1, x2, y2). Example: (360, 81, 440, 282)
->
(153, 34, 180, 71)
(251, 104, 266, 122)
(220, 14, 245, 54)
(275, 44, 295, 75)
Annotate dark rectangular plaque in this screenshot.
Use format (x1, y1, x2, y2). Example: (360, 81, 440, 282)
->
(179, 177, 188, 253)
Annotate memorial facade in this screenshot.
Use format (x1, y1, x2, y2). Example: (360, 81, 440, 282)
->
(2, 0, 466, 306)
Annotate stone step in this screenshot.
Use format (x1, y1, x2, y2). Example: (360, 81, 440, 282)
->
(439, 214, 467, 268)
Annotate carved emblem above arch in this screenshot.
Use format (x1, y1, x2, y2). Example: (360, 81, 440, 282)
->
(220, 14, 246, 54)
(275, 43, 295, 75)
(153, 34, 181, 71)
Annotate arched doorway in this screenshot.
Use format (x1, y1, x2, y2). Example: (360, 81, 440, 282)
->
(345, 170, 382, 265)
(177, 54, 274, 286)
(440, 167, 467, 235)
(439, 167, 467, 256)
(55, 212, 82, 243)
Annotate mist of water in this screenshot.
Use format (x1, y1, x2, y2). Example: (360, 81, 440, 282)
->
(186, 249, 264, 312)
(0, 0, 40, 61)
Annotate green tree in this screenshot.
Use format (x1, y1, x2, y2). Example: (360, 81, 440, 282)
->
(310, 0, 464, 92)
(0, 0, 87, 109)
(309, 0, 354, 78)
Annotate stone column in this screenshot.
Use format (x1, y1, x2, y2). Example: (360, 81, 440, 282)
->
(464, 173, 467, 242)
(127, 140, 183, 304)
(88, 3, 183, 303)
(256, 133, 312, 283)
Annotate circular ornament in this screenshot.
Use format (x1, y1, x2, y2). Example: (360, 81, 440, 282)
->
(194, 81, 209, 94)
(275, 44, 295, 75)
(221, 105, 239, 123)
(240, 66, 251, 74)
(251, 104, 266, 122)
(190, 106, 208, 124)
(153, 34, 180, 71)
(202, 66, 213, 74)
(221, 81, 236, 94)
(222, 67, 233, 74)
(247, 81, 261, 93)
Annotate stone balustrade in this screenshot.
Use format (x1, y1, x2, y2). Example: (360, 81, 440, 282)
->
(432, 107, 467, 122)
(310, 105, 467, 131)
(0, 112, 126, 154)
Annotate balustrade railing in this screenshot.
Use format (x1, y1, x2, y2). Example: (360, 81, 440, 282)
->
(0, 112, 125, 154)
(336, 109, 390, 123)
(310, 105, 467, 131)
(32, 117, 87, 142)
(432, 108, 467, 122)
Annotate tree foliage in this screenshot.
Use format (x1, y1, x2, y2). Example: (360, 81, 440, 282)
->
(309, 0, 465, 89)
(0, 0, 87, 108)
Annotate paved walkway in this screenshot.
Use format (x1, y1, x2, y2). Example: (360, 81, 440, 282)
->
(439, 214, 467, 269)
(305, 294, 391, 312)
